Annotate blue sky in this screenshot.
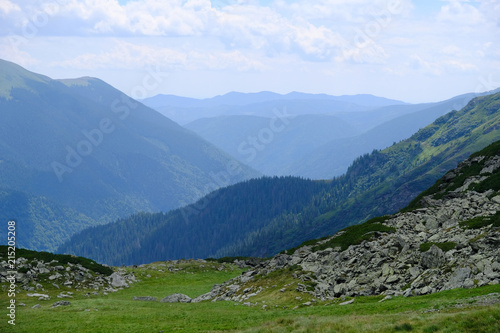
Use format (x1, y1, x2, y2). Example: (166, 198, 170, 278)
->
(1, 0, 499, 103)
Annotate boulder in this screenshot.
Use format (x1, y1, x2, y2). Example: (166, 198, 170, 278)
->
(52, 301, 71, 308)
(445, 267, 472, 289)
(133, 296, 157, 302)
(160, 293, 192, 303)
(109, 272, 128, 288)
(421, 245, 446, 269)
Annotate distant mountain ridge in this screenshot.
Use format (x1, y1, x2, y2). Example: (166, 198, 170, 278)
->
(286, 92, 486, 178)
(185, 92, 486, 178)
(142, 91, 407, 109)
(140, 92, 408, 126)
(0, 59, 259, 252)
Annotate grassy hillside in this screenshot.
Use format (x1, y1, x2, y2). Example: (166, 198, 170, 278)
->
(288, 92, 483, 178)
(1, 257, 498, 332)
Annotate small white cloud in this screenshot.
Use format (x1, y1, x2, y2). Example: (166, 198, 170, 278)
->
(53, 39, 264, 72)
(409, 54, 442, 76)
(437, 0, 483, 25)
(409, 54, 478, 76)
(0, 37, 38, 66)
(444, 59, 477, 73)
(0, 0, 20, 15)
(337, 39, 388, 64)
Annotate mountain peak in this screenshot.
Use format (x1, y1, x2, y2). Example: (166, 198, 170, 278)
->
(0, 59, 52, 99)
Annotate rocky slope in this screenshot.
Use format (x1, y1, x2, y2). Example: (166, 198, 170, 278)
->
(0, 248, 136, 295)
(200, 142, 500, 303)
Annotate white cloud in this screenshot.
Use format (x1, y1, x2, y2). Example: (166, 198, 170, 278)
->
(409, 54, 478, 76)
(53, 39, 264, 71)
(1, 0, 498, 102)
(437, 0, 484, 26)
(337, 39, 388, 64)
(0, 37, 38, 66)
(0, 0, 20, 15)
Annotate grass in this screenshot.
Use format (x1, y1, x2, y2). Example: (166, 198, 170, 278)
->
(419, 242, 457, 252)
(1, 261, 499, 333)
(282, 215, 394, 255)
(459, 212, 500, 230)
(312, 216, 395, 252)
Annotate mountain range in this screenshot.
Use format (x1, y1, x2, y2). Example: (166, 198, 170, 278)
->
(184, 93, 482, 178)
(59, 90, 500, 265)
(202, 137, 500, 303)
(2, 58, 500, 266)
(140, 91, 407, 124)
(0, 59, 259, 252)
(142, 88, 494, 179)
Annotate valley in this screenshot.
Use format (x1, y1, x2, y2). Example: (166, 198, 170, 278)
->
(2, 1, 500, 331)
(1, 61, 500, 333)
(3, 133, 500, 332)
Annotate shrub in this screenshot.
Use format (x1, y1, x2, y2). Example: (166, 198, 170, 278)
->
(459, 212, 500, 229)
(419, 242, 457, 252)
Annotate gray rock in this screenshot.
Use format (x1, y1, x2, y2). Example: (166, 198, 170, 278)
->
(38, 267, 50, 274)
(385, 275, 400, 284)
(339, 298, 354, 305)
(446, 267, 472, 289)
(160, 293, 192, 303)
(133, 296, 157, 302)
(378, 295, 392, 302)
(27, 293, 49, 298)
(52, 301, 71, 308)
(109, 272, 128, 288)
(32, 304, 41, 309)
(421, 245, 446, 269)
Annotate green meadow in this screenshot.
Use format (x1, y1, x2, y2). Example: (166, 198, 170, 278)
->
(1, 261, 499, 333)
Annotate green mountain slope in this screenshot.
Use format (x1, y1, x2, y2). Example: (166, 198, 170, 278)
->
(221, 90, 500, 257)
(58, 176, 327, 265)
(286, 92, 484, 178)
(204, 139, 500, 306)
(0, 188, 99, 252)
(59, 90, 500, 265)
(0, 59, 259, 251)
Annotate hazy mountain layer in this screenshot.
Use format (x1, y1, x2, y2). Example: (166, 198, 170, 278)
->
(184, 92, 484, 178)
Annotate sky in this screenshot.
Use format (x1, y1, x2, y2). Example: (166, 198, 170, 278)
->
(0, 0, 499, 103)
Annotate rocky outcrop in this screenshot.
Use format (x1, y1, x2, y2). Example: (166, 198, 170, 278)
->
(201, 151, 500, 303)
(0, 259, 135, 294)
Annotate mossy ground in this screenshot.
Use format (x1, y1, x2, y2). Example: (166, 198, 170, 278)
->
(1, 260, 499, 333)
